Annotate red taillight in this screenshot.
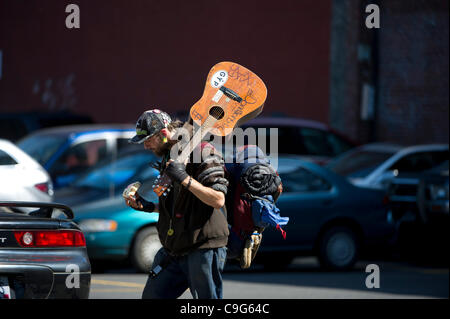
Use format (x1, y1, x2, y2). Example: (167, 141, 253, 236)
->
(34, 183, 49, 194)
(383, 195, 390, 205)
(14, 230, 86, 247)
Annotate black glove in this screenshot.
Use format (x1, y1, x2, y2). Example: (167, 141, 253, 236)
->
(136, 197, 156, 212)
(165, 161, 189, 184)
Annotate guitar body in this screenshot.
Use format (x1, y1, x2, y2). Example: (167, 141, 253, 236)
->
(190, 61, 267, 136)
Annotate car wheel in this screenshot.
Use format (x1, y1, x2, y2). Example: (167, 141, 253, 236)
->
(131, 226, 162, 273)
(318, 226, 359, 271)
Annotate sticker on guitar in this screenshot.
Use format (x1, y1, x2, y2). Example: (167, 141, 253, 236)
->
(210, 70, 228, 88)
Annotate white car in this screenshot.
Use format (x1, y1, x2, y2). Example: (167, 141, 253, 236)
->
(326, 143, 449, 190)
(0, 139, 53, 204)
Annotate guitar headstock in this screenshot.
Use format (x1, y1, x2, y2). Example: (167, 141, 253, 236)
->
(152, 174, 172, 197)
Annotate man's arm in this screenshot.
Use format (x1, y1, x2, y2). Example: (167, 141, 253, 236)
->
(165, 146, 228, 209)
(180, 176, 225, 209)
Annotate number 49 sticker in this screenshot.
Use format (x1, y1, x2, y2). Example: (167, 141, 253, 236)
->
(210, 70, 228, 88)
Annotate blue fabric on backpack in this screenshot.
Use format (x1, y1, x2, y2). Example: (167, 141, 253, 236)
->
(251, 195, 289, 229)
(225, 145, 270, 183)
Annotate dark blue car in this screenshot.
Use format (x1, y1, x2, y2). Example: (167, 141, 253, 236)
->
(256, 157, 396, 270)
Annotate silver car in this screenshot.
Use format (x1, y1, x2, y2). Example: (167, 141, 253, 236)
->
(326, 143, 449, 190)
(0, 139, 53, 205)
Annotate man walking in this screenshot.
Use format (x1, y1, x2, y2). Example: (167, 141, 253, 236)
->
(124, 109, 229, 299)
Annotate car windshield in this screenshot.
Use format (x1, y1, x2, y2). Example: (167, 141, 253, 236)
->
(73, 152, 155, 190)
(279, 166, 332, 193)
(326, 149, 394, 178)
(18, 134, 67, 165)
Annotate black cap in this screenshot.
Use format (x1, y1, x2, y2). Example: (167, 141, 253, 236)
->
(129, 109, 172, 144)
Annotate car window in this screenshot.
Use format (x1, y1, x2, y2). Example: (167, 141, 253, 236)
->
(326, 133, 354, 156)
(117, 138, 143, 153)
(18, 134, 67, 165)
(280, 167, 331, 193)
(298, 128, 334, 157)
(0, 150, 17, 165)
(327, 150, 394, 178)
(389, 151, 449, 173)
(74, 152, 154, 190)
(430, 150, 449, 167)
(51, 139, 107, 174)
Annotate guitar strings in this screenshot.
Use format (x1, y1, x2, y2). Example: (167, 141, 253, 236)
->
(156, 100, 233, 193)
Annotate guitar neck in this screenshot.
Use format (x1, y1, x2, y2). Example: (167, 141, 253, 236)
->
(177, 115, 217, 163)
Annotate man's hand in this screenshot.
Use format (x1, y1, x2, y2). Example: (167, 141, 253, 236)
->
(124, 193, 144, 210)
(123, 182, 144, 210)
(124, 194, 157, 212)
(165, 160, 188, 184)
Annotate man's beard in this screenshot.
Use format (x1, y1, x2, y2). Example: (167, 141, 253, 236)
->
(152, 140, 172, 157)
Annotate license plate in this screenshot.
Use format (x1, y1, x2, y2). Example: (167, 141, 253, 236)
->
(0, 276, 11, 299)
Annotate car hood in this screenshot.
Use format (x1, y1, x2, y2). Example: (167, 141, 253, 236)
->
(54, 186, 104, 208)
(71, 196, 129, 220)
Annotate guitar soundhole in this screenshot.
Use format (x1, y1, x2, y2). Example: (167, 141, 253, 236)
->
(209, 106, 225, 120)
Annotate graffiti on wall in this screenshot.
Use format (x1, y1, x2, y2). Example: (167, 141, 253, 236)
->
(32, 73, 77, 111)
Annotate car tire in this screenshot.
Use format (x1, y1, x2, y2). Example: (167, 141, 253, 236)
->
(318, 226, 359, 271)
(131, 226, 162, 273)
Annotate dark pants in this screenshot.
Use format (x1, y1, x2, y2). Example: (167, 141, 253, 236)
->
(142, 247, 227, 299)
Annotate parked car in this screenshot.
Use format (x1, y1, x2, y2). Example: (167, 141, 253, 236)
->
(417, 160, 449, 220)
(0, 201, 91, 299)
(387, 161, 449, 262)
(54, 148, 160, 273)
(0, 139, 53, 206)
(239, 117, 358, 164)
(255, 157, 396, 270)
(53, 148, 158, 207)
(17, 124, 138, 189)
(0, 111, 94, 142)
(326, 143, 449, 191)
(387, 160, 449, 224)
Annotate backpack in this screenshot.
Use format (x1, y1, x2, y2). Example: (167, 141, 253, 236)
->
(225, 145, 289, 269)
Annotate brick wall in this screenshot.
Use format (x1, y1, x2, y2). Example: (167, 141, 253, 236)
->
(376, 0, 449, 144)
(329, 0, 449, 145)
(0, 0, 332, 125)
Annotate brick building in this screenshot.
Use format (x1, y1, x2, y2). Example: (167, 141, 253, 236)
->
(1, 0, 448, 145)
(330, 0, 449, 145)
(0, 0, 331, 124)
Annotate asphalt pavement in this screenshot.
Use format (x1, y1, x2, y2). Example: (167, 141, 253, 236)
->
(88, 257, 449, 299)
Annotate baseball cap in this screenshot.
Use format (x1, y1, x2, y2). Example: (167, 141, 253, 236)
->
(129, 109, 172, 144)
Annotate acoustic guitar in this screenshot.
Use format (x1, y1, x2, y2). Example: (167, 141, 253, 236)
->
(152, 61, 267, 197)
